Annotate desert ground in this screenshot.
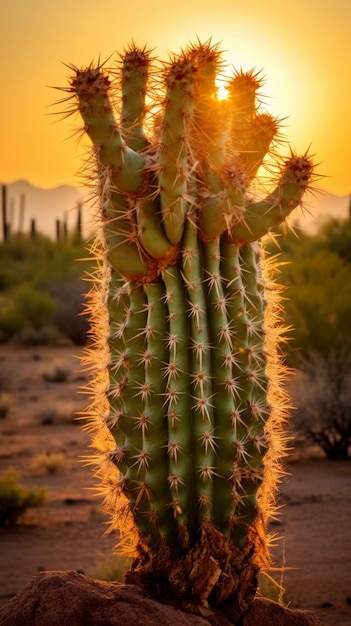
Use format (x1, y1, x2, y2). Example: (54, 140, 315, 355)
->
(0, 344, 350, 626)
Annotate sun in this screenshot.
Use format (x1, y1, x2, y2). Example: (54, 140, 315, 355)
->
(216, 84, 229, 101)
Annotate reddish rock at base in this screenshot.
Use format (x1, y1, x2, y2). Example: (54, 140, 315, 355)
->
(0, 571, 324, 626)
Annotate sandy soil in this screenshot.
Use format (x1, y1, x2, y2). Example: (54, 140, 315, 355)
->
(0, 345, 350, 626)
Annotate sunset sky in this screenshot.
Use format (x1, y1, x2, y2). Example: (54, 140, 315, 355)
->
(1, 0, 350, 195)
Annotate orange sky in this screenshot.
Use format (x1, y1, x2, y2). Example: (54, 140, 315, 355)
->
(1, 0, 350, 195)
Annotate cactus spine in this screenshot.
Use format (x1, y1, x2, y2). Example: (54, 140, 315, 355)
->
(67, 41, 314, 617)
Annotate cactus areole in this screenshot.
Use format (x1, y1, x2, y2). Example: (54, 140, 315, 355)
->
(66, 41, 314, 618)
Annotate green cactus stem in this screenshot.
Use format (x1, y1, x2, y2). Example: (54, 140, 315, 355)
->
(65, 39, 315, 618)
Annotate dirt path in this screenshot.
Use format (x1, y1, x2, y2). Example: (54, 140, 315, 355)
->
(0, 345, 351, 625)
(269, 459, 351, 626)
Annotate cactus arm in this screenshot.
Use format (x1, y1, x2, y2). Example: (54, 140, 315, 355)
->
(120, 45, 150, 152)
(135, 192, 178, 261)
(227, 69, 262, 160)
(72, 68, 145, 193)
(190, 42, 227, 190)
(199, 181, 246, 240)
(228, 154, 314, 244)
(102, 187, 154, 280)
(158, 58, 195, 245)
(228, 72, 278, 181)
(236, 113, 280, 182)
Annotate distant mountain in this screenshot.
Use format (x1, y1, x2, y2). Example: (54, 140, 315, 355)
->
(1, 180, 350, 241)
(288, 189, 350, 234)
(0, 180, 87, 240)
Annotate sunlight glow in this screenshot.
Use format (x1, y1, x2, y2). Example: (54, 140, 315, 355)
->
(0, 0, 350, 194)
(216, 85, 229, 101)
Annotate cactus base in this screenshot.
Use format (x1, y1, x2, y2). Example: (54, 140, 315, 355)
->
(125, 518, 265, 617)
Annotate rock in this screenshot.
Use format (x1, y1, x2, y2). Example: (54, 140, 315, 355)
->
(0, 570, 324, 626)
(242, 598, 324, 626)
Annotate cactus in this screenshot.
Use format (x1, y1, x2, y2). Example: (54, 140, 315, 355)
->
(65, 41, 315, 618)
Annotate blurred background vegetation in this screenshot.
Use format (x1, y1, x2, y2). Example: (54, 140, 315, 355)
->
(271, 218, 351, 365)
(267, 217, 351, 460)
(0, 233, 92, 346)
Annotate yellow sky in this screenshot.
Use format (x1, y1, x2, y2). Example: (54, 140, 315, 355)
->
(1, 0, 350, 195)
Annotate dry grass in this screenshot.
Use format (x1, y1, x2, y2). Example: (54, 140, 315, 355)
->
(31, 452, 67, 475)
(36, 402, 77, 426)
(41, 359, 71, 383)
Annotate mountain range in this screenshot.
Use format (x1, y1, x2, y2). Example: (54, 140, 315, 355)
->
(1, 179, 350, 241)
(1, 180, 85, 240)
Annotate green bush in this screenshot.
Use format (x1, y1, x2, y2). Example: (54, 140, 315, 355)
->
(0, 235, 93, 345)
(89, 553, 132, 583)
(290, 350, 351, 459)
(270, 218, 351, 364)
(31, 453, 67, 475)
(282, 249, 351, 362)
(0, 283, 56, 343)
(315, 217, 351, 264)
(269, 219, 351, 458)
(49, 277, 90, 346)
(0, 468, 47, 526)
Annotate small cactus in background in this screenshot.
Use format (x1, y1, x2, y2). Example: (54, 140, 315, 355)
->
(64, 40, 315, 618)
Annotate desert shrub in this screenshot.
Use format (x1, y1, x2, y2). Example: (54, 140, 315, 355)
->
(14, 283, 56, 329)
(269, 223, 351, 458)
(42, 359, 71, 383)
(15, 326, 59, 346)
(0, 283, 56, 343)
(258, 571, 284, 605)
(316, 217, 351, 264)
(0, 358, 13, 392)
(49, 278, 90, 346)
(89, 553, 132, 583)
(37, 402, 76, 425)
(290, 350, 351, 459)
(0, 467, 47, 526)
(0, 235, 88, 288)
(0, 360, 13, 416)
(0, 393, 12, 418)
(31, 452, 66, 475)
(0, 235, 94, 345)
(282, 249, 351, 362)
(268, 219, 351, 364)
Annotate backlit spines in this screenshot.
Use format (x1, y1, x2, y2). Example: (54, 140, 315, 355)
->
(68, 40, 316, 609)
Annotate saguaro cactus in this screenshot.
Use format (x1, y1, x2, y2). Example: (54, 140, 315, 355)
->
(65, 41, 314, 618)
